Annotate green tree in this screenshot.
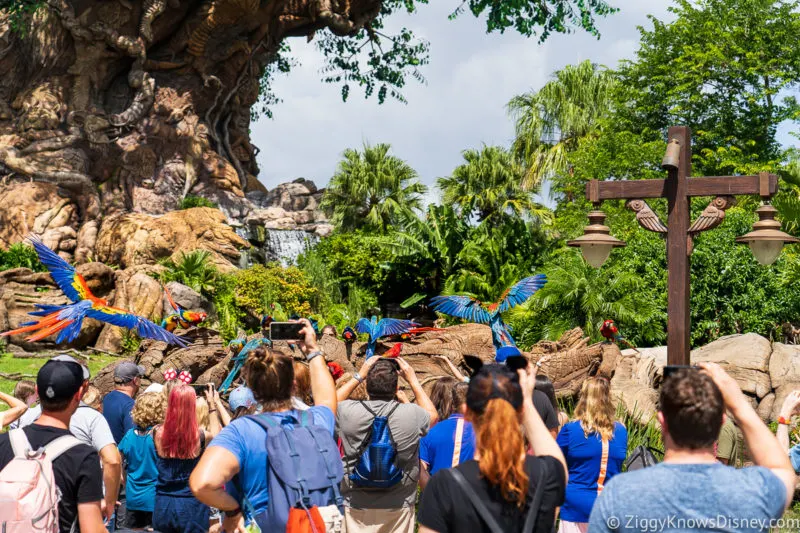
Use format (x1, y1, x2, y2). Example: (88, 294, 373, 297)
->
(508, 60, 617, 190)
(158, 250, 220, 295)
(616, 0, 800, 173)
(321, 143, 427, 232)
(437, 146, 550, 225)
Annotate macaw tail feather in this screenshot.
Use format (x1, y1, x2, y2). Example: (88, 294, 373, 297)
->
(27, 318, 75, 342)
(29, 304, 68, 317)
(56, 318, 85, 344)
(617, 336, 636, 349)
(1, 309, 65, 337)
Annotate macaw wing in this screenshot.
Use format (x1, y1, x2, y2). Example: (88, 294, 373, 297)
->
(355, 318, 374, 336)
(86, 306, 188, 347)
(376, 318, 419, 339)
(162, 283, 184, 314)
(28, 235, 89, 303)
(430, 295, 491, 324)
(495, 274, 547, 314)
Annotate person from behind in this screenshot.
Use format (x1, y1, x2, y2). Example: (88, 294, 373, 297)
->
(418, 364, 566, 533)
(103, 361, 144, 444)
(0, 384, 29, 429)
(536, 373, 569, 430)
(716, 416, 745, 466)
(556, 377, 627, 533)
(190, 319, 341, 533)
(496, 346, 560, 437)
(292, 360, 312, 409)
(0, 356, 105, 533)
(335, 355, 438, 533)
(419, 380, 474, 491)
(589, 364, 796, 532)
(118, 391, 166, 530)
(228, 385, 258, 419)
(152, 384, 214, 533)
(6, 379, 36, 429)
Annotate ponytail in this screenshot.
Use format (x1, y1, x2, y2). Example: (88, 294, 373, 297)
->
(474, 399, 529, 507)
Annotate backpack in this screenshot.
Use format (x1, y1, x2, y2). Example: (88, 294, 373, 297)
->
(0, 429, 82, 533)
(349, 402, 403, 489)
(246, 412, 344, 533)
(624, 445, 662, 471)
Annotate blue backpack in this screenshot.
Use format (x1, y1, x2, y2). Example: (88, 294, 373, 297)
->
(349, 402, 403, 489)
(245, 412, 344, 532)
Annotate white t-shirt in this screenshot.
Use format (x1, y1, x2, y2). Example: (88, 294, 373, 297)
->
(19, 403, 116, 452)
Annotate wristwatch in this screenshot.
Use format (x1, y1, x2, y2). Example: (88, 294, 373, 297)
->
(223, 507, 242, 518)
(306, 350, 324, 363)
(353, 371, 364, 384)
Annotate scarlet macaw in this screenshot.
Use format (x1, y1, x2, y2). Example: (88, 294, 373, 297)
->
(356, 316, 418, 359)
(600, 319, 635, 349)
(430, 274, 547, 349)
(1, 236, 187, 347)
(161, 284, 207, 332)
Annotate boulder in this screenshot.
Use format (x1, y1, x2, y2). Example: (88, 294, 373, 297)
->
(756, 393, 775, 423)
(95, 265, 165, 353)
(0, 263, 115, 350)
(94, 207, 249, 272)
(610, 351, 660, 423)
(691, 333, 772, 398)
(162, 281, 214, 318)
(769, 342, 800, 390)
(771, 382, 800, 421)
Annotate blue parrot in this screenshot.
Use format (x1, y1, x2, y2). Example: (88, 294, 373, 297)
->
(430, 274, 547, 349)
(219, 337, 272, 393)
(355, 316, 419, 359)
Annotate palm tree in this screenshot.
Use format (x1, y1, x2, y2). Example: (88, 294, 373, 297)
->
(437, 145, 551, 225)
(508, 60, 616, 189)
(158, 250, 220, 295)
(321, 143, 428, 232)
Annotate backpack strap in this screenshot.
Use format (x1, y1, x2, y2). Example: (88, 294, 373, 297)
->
(522, 457, 551, 533)
(42, 435, 83, 462)
(305, 423, 345, 510)
(447, 468, 504, 533)
(451, 417, 465, 468)
(9, 428, 32, 458)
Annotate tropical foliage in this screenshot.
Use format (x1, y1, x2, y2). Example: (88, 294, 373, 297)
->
(0, 243, 45, 272)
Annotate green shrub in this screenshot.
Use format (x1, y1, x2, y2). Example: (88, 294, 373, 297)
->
(233, 264, 317, 317)
(0, 243, 45, 272)
(178, 196, 218, 210)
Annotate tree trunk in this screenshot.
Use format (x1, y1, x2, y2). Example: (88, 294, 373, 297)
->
(0, 0, 381, 260)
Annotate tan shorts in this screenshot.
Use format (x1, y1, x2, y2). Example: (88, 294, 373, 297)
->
(344, 506, 414, 533)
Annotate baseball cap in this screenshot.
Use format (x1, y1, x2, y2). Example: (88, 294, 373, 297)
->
(114, 361, 146, 384)
(143, 383, 164, 394)
(495, 345, 522, 364)
(37, 355, 89, 402)
(229, 386, 256, 411)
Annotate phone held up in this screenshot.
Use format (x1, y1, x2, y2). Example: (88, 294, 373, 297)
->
(269, 321, 305, 341)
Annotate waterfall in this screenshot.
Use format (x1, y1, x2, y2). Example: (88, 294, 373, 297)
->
(264, 229, 319, 266)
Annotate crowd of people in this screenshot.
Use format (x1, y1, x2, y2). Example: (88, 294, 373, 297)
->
(0, 318, 798, 533)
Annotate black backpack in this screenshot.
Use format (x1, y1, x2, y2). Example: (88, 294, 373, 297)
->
(624, 445, 662, 471)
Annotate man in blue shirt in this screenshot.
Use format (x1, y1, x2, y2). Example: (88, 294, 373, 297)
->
(419, 381, 475, 489)
(103, 361, 144, 444)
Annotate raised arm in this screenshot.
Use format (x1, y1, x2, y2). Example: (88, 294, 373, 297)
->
(397, 357, 438, 425)
(518, 368, 567, 478)
(435, 356, 467, 382)
(700, 362, 797, 510)
(212, 387, 232, 427)
(297, 319, 336, 414)
(0, 391, 27, 428)
(190, 446, 246, 533)
(776, 390, 800, 453)
(204, 385, 222, 437)
(337, 356, 380, 402)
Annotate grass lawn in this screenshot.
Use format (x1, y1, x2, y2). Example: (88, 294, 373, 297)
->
(0, 351, 118, 405)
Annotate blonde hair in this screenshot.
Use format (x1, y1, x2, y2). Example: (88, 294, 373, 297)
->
(82, 385, 102, 411)
(293, 361, 312, 405)
(574, 377, 616, 440)
(131, 392, 167, 429)
(13, 380, 36, 402)
(195, 397, 209, 430)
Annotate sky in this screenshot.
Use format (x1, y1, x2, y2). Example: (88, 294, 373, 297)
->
(251, 0, 679, 199)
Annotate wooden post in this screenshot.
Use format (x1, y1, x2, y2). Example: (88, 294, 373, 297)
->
(665, 126, 692, 365)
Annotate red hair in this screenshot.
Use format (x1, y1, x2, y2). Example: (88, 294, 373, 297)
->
(160, 384, 199, 459)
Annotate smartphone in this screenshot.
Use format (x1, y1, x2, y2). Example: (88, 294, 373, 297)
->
(269, 321, 305, 341)
(505, 355, 529, 372)
(190, 383, 206, 395)
(663, 365, 698, 379)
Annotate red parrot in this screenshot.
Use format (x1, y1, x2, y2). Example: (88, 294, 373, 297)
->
(384, 342, 403, 358)
(600, 319, 635, 349)
(161, 284, 208, 332)
(327, 362, 344, 381)
(399, 327, 444, 341)
(1, 236, 186, 346)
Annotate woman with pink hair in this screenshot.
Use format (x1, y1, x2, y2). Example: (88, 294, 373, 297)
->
(152, 384, 214, 533)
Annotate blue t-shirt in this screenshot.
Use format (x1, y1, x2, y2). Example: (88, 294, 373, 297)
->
(103, 390, 135, 444)
(789, 443, 800, 474)
(589, 463, 787, 532)
(209, 407, 335, 514)
(557, 420, 627, 522)
(419, 414, 475, 476)
(118, 428, 158, 512)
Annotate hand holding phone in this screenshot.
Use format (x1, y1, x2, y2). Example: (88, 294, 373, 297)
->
(269, 322, 305, 341)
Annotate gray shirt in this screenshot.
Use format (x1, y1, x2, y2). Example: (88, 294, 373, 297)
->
(589, 462, 786, 532)
(337, 400, 430, 509)
(19, 403, 116, 452)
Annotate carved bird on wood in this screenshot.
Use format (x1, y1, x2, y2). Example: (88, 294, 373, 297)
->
(356, 317, 419, 359)
(1, 236, 187, 347)
(430, 275, 547, 349)
(689, 196, 735, 234)
(627, 199, 667, 233)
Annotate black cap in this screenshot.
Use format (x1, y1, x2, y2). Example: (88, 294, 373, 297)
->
(37, 355, 89, 403)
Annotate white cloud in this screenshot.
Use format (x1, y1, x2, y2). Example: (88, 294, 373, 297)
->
(251, 0, 676, 191)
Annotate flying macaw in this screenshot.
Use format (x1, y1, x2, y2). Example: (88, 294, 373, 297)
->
(430, 274, 547, 349)
(600, 319, 635, 349)
(1, 236, 187, 347)
(356, 316, 419, 359)
(219, 337, 272, 393)
(161, 284, 207, 332)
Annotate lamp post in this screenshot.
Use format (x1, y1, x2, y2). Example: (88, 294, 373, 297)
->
(568, 125, 798, 365)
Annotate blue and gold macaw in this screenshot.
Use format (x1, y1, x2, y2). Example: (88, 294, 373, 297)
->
(1, 236, 187, 347)
(219, 337, 272, 393)
(430, 274, 547, 349)
(356, 316, 418, 359)
(161, 284, 207, 332)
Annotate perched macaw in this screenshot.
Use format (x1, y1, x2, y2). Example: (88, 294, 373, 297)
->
(226, 335, 247, 356)
(342, 326, 357, 343)
(430, 274, 547, 349)
(219, 337, 272, 393)
(1, 236, 187, 347)
(356, 316, 419, 359)
(399, 327, 444, 341)
(385, 342, 403, 358)
(600, 319, 635, 349)
(161, 284, 207, 332)
(327, 361, 345, 381)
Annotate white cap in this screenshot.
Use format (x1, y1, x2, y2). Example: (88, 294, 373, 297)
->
(143, 383, 164, 394)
